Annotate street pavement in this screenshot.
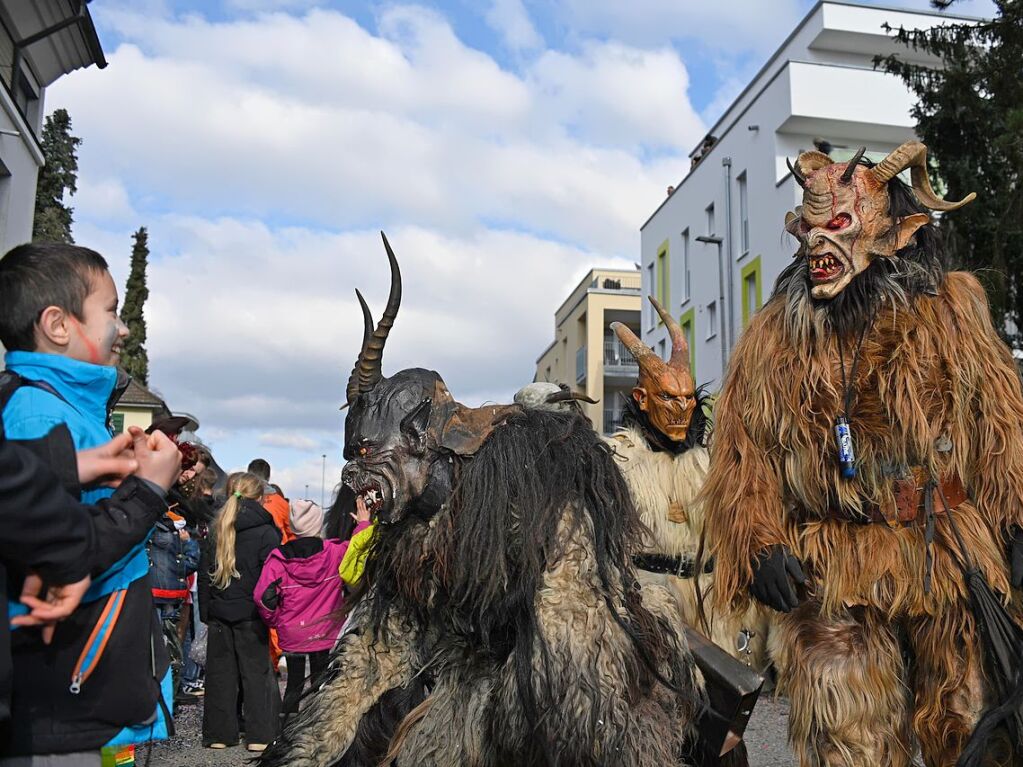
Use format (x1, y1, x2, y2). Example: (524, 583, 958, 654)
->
(148, 688, 796, 766)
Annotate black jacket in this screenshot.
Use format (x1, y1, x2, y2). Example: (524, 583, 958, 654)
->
(199, 499, 280, 624)
(0, 432, 170, 754)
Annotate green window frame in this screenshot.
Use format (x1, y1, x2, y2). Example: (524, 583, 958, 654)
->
(679, 307, 695, 376)
(656, 240, 670, 321)
(740, 255, 763, 328)
(111, 412, 125, 435)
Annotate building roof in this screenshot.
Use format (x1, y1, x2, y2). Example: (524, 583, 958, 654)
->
(116, 378, 168, 411)
(0, 0, 106, 88)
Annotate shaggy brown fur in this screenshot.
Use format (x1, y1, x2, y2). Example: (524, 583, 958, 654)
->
(705, 270, 1023, 766)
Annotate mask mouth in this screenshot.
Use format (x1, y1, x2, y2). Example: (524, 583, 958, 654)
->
(808, 252, 845, 284)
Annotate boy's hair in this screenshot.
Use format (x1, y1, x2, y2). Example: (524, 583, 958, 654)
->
(0, 242, 109, 351)
(247, 458, 271, 481)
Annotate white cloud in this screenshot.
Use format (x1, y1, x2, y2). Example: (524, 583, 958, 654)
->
(50, 3, 708, 485)
(486, 0, 542, 52)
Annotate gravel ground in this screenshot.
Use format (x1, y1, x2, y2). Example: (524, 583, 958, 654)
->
(146, 687, 796, 767)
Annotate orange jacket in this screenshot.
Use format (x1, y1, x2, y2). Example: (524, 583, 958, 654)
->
(263, 492, 294, 544)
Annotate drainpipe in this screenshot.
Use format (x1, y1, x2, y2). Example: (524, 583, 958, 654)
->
(722, 156, 735, 354)
(696, 235, 726, 378)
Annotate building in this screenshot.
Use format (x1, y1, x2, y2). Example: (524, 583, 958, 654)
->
(112, 378, 199, 436)
(0, 1, 106, 254)
(640, 0, 978, 390)
(534, 268, 644, 435)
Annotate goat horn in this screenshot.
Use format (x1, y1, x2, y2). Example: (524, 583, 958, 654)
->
(356, 232, 403, 395)
(648, 296, 690, 372)
(869, 141, 976, 211)
(786, 157, 805, 188)
(345, 289, 375, 403)
(840, 146, 866, 184)
(545, 390, 599, 406)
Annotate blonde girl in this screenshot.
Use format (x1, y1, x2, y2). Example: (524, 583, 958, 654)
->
(198, 472, 281, 752)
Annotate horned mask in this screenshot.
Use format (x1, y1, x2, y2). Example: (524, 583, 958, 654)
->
(611, 296, 696, 443)
(785, 141, 975, 300)
(342, 234, 515, 524)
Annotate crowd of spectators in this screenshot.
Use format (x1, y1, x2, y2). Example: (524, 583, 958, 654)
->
(0, 242, 372, 764)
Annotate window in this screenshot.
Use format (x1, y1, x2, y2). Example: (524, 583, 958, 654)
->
(658, 339, 667, 361)
(738, 171, 749, 254)
(706, 301, 717, 340)
(679, 307, 695, 375)
(680, 228, 690, 304)
(646, 262, 655, 329)
(656, 240, 670, 320)
(0, 19, 13, 90)
(741, 255, 763, 327)
(705, 203, 715, 236)
(111, 413, 125, 434)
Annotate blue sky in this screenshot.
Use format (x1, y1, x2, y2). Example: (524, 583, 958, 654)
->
(47, 0, 993, 498)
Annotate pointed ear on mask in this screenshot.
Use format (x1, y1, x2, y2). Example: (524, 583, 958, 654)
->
(784, 209, 800, 236)
(632, 386, 648, 412)
(400, 397, 433, 454)
(894, 213, 931, 251)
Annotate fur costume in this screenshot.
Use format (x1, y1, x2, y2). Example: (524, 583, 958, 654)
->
(607, 302, 770, 672)
(259, 235, 704, 767)
(705, 142, 1023, 767)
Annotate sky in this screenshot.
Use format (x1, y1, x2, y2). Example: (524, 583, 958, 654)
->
(46, 0, 994, 503)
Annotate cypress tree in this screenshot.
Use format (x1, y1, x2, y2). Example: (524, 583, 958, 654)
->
(33, 108, 81, 243)
(120, 227, 150, 384)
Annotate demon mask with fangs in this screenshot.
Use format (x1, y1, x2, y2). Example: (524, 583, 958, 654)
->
(611, 296, 697, 444)
(341, 233, 515, 525)
(784, 141, 975, 300)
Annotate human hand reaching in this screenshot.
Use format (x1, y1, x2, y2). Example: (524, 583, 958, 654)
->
(11, 573, 92, 644)
(77, 433, 138, 486)
(749, 545, 807, 613)
(351, 495, 372, 524)
(128, 426, 182, 491)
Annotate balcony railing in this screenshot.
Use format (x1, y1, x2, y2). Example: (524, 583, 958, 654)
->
(590, 273, 641, 291)
(603, 409, 625, 435)
(603, 336, 639, 377)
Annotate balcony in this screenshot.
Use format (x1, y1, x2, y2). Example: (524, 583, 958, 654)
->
(576, 346, 586, 384)
(603, 408, 625, 435)
(603, 336, 639, 380)
(590, 273, 641, 291)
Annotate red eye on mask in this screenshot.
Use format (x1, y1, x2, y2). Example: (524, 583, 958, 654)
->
(825, 213, 852, 231)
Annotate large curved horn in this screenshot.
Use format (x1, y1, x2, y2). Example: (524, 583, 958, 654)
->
(648, 296, 690, 371)
(345, 290, 375, 403)
(356, 232, 403, 394)
(869, 141, 976, 211)
(611, 321, 664, 374)
(545, 390, 599, 406)
(840, 146, 866, 184)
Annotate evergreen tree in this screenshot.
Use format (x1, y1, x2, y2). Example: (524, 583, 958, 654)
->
(32, 108, 82, 243)
(120, 227, 150, 384)
(877, 0, 1023, 342)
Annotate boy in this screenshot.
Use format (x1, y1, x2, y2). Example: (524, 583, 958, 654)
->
(0, 242, 177, 764)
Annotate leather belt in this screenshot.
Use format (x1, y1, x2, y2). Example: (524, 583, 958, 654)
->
(828, 470, 967, 526)
(633, 553, 713, 578)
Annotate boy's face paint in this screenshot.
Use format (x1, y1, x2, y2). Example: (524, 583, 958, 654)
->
(67, 271, 129, 366)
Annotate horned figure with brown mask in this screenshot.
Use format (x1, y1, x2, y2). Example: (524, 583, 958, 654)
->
(605, 297, 771, 675)
(706, 140, 1023, 767)
(259, 234, 705, 767)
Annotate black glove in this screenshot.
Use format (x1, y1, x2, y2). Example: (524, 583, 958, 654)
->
(750, 545, 806, 613)
(261, 577, 282, 610)
(1009, 526, 1023, 589)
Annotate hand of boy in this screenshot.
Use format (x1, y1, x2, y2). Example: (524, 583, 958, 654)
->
(77, 433, 138, 486)
(12, 572, 92, 645)
(128, 426, 182, 491)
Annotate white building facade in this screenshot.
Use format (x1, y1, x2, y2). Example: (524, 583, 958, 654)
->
(640, 0, 977, 390)
(0, 1, 105, 254)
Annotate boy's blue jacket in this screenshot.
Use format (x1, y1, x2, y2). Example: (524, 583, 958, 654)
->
(1, 351, 172, 755)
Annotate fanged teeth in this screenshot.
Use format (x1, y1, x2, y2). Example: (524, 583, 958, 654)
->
(811, 254, 839, 270)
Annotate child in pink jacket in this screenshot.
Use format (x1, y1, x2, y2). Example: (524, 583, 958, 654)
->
(254, 498, 371, 718)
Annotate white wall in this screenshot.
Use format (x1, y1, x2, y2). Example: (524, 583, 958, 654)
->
(0, 84, 43, 254)
(639, 1, 974, 391)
